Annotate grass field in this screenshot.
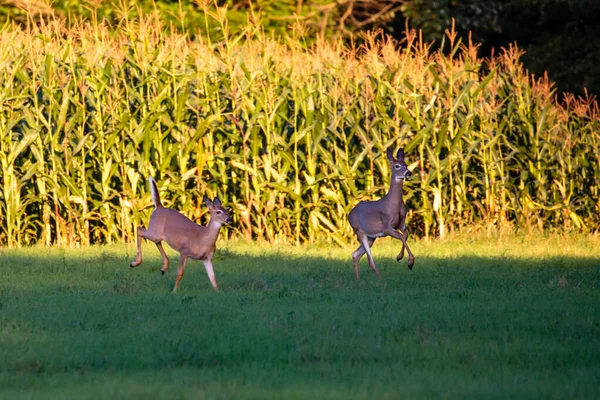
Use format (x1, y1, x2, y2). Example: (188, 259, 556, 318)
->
(0, 234, 599, 399)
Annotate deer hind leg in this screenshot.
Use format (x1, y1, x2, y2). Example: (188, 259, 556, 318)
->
(130, 225, 170, 272)
(357, 233, 380, 278)
(173, 254, 189, 293)
(156, 242, 170, 274)
(352, 237, 375, 280)
(402, 237, 415, 270)
(130, 225, 147, 268)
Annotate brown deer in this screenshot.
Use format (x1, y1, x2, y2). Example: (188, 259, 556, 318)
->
(130, 177, 232, 292)
(348, 147, 414, 279)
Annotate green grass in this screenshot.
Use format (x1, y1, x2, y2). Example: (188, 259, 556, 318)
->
(0, 235, 599, 399)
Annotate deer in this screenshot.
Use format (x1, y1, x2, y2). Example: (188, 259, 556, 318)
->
(129, 176, 232, 292)
(348, 146, 414, 280)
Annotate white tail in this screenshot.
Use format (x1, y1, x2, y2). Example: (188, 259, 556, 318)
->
(148, 176, 162, 209)
(347, 146, 414, 280)
(130, 177, 233, 292)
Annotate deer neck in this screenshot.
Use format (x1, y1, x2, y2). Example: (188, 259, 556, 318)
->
(205, 219, 223, 243)
(384, 178, 404, 208)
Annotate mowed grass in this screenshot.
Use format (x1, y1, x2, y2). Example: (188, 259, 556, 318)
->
(0, 235, 599, 399)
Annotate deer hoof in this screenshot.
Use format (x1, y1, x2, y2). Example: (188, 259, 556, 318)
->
(161, 270, 166, 275)
(408, 262, 414, 270)
(130, 262, 139, 268)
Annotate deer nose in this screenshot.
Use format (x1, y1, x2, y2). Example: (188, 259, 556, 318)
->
(226, 216, 233, 224)
(406, 170, 412, 178)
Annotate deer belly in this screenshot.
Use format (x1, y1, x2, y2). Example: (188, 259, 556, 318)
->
(190, 253, 208, 261)
(366, 232, 386, 238)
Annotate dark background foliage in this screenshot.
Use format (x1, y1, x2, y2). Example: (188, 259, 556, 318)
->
(392, 0, 600, 97)
(1, 0, 597, 96)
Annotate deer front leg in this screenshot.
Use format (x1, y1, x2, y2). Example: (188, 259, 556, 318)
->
(357, 233, 381, 278)
(203, 258, 219, 291)
(173, 254, 189, 293)
(155, 242, 170, 274)
(384, 228, 415, 270)
(351, 237, 375, 280)
(130, 226, 147, 268)
(396, 225, 408, 262)
(396, 212, 408, 262)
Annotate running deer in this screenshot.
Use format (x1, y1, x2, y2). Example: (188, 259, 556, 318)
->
(348, 147, 414, 279)
(130, 177, 232, 292)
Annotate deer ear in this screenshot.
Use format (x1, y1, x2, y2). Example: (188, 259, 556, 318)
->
(396, 148, 405, 161)
(203, 196, 212, 208)
(213, 197, 222, 207)
(386, 148, 395, 162)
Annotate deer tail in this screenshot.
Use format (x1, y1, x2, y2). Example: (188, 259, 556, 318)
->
(148, 176, 163, 209)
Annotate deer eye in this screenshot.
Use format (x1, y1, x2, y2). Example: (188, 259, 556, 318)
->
(216, 211, 222, 214)
(394, 165, 401, 170)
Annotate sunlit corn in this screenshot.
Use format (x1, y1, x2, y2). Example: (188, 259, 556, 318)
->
(0, 8, 598, 247)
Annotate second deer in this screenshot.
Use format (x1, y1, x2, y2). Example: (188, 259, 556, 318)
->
(348, 147, 414, 279)
(130, 177, 232, 292)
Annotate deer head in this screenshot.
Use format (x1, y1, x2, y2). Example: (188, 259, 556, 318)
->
(204, 196, 233, 225)
(386, 147, 412, 182)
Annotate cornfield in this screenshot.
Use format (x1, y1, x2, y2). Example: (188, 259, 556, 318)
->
(0, 8, 598, 248)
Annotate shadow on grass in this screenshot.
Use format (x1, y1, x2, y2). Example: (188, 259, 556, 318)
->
(0, 246, 599, 399)
(0, 245, 598, 294)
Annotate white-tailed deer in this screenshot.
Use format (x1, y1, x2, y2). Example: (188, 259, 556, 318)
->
(348, 147, 414, 279)
(130, 177, 232, 292)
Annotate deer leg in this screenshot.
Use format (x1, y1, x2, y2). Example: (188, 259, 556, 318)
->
(351, 245, 364, 281)
(357, 233, 381, 278)
(384, 228, 415, 270)
(352, 237, 375, 280)
(203, 258, 219, 291)
(396, 241, 406, 261)
(401, 232, 415, 270)
(156, 242, 170, 274)
(130, 226, 147, 268)
(396, 224, 408, 261)
(173, 254, 189, 293)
